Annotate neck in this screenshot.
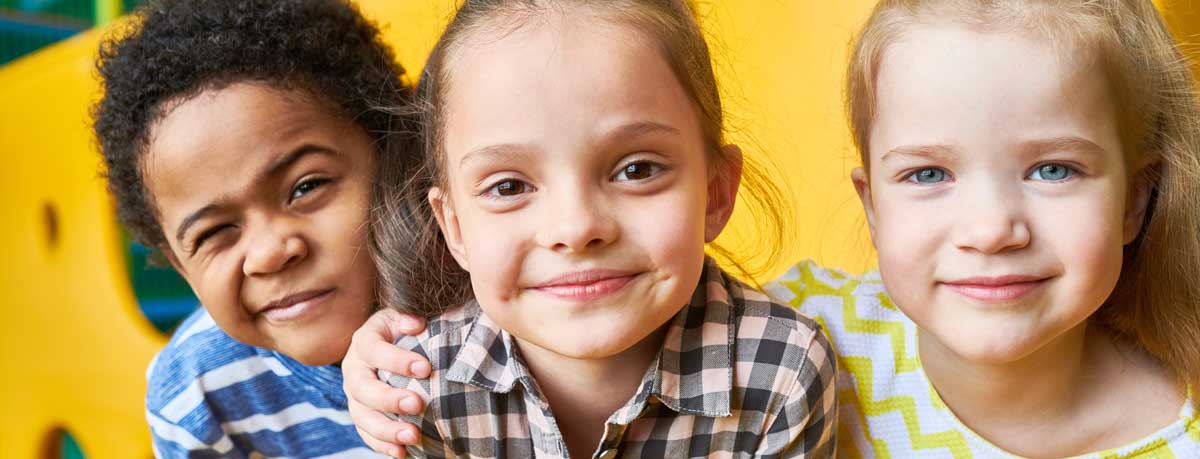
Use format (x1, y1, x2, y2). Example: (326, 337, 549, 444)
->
(515, 325, 667, 457)
(921, 322, 1091, 425)
(919, 319, 1175, 457)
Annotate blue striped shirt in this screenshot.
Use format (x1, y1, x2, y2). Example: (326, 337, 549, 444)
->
(146, 308, 384, 458)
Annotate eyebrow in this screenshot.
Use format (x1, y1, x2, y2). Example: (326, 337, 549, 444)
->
(880, 144, 957, 163)
(604, 120, 681, 141)
(173, 144, 337, 246)
(459, 143, 534, 169)
(1019, 136, 1107, 157)
(458, 121, 682, 169)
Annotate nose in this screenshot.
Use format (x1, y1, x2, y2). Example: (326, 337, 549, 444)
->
(951, 182, 1031, 254)
(243, 223, 308, 276)
(535, 186, 619, 254)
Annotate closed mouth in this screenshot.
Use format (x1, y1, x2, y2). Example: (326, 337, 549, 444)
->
(939, 276, 1050, 302)
(531, 270, 640, 301)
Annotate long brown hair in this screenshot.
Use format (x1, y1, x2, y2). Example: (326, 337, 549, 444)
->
(847, 0, 1200, 393)
(373, 0, 788, 317)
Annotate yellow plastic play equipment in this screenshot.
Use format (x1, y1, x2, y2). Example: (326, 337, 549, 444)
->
(2, 1, 1198, 457)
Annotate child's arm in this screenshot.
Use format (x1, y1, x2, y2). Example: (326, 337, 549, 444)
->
(343, 308, 434, 457)
(755, 328, 838, 457)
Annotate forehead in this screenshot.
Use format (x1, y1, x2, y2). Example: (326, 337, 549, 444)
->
(440, 11, 700, 155)
(870, 23, 1117, 157)
(142, 83, 366, 223)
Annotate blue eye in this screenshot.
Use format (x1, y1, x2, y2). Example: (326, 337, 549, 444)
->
(907, 168, 948, 184)
(614, 161, 664, 182)
(1028, 163, 1074, 182)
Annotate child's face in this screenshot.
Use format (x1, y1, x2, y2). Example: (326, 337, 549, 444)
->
(856, 25, 1148, 364)
(144, 82, 377, 366)
(430, 15, 736, 360)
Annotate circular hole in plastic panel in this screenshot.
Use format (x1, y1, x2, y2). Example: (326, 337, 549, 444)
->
(41, 428, 86, 459)
(43, 201, 59, 250)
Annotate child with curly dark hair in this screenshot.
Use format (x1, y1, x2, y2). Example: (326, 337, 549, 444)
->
(92, 0, 423, 456)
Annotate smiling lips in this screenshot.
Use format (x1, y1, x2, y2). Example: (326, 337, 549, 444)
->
(532, 270, 639, 301)
(256, 288, 334, 323)
(940, 275, 1050, 302)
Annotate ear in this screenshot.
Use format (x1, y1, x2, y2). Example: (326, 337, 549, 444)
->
(851, 167, 878, 242)
(705, 144, 744, 242)
(428, 186, 470, 272)
(1123, 163, 1158, 245)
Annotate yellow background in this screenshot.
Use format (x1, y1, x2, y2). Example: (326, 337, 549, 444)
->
(0, 0, 1195, 456)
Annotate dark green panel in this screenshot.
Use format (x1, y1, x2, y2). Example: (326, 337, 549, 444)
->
(124, 234, 200, 335)
(0, 1, 91, 64)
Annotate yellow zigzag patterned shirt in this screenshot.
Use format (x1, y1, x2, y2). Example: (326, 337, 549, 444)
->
(764, 261, 1200, 459)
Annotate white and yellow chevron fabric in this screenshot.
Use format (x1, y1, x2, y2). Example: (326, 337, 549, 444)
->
(765, 261, 1200, 459)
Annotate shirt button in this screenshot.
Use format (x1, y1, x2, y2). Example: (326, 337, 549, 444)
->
(597, 449, 618, 459)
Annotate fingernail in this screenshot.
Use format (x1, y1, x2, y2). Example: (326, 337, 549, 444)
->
(410, 360, 430, 377)
(398, 429, 418, 444)
(401, 396, 421, 413)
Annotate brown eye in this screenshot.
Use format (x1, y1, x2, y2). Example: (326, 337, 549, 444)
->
(192, 224, 233, 252)
(290, 178, 331, 202)
(492, 179, 527, 196)
(615, 161, 663, 182)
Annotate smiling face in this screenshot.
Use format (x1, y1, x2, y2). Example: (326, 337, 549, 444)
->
(430, 13, 738, 361)
(144, 82, 377, 366)
(856, 24, 1149, 364)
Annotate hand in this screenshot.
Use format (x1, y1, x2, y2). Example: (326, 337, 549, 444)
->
(343, 308, 433, 457)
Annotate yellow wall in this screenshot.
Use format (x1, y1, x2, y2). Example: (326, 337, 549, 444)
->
(0, 27, 166, 458)
(2, 1, 1197, 457)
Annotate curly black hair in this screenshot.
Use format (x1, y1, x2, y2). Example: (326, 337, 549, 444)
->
(93, 0, 411, 250)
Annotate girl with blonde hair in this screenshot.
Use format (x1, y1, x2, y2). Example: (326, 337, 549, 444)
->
(780, 0, 1200, 455)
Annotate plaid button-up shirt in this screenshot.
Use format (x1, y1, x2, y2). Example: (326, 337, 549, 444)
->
(382, 260, 837, 458)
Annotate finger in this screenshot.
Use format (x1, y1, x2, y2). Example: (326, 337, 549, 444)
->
(365, 308, 427, 342)
(347, 311, 431, 378)
(345, 333, 430, 392)
(345, 367, 427, 415)
(366, 337, 432, 378)
(350, 399, 423, 447)
(357, 425, 404, 457)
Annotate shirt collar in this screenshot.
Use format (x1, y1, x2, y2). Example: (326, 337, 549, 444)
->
(266, 348, 347, 406)
(443, 257, 737, 419)
(627, 258, 735, 422)
(444, 302, 530, 394)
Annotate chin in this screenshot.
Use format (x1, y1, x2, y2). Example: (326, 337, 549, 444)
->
(536, 332, 640, 360)
(287, 346, 346, 366)
(939, 331, 1043, 365)
(279, 332, 351, 366)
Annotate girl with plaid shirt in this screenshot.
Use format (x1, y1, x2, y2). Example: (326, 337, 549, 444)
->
(351, 0, 837, 457)
(353, 0, 1200, 457)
